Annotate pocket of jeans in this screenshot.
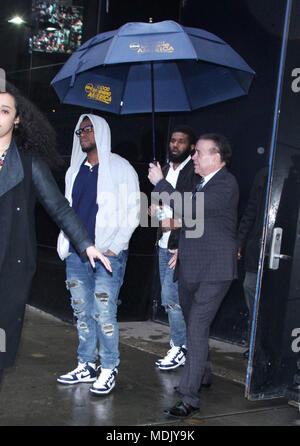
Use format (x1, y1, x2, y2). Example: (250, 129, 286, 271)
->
(105, 253, 118, 258)
(106, 250, 128, 259)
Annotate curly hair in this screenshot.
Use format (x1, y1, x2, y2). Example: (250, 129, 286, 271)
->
(5, 81, 65, 170)
(172, 125, 196, 146)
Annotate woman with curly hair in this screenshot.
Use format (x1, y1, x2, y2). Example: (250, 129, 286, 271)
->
(0, 81, 111, 384)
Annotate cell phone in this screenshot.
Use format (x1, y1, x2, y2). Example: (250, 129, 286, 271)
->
(152, 159, 158, 166)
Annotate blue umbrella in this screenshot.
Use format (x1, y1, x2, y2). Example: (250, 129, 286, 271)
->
(51, 20, 255, 160)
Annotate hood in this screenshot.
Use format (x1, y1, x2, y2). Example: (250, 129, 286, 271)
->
(69, 113, 112, 171)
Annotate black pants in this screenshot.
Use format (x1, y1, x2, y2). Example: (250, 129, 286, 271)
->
(178, 277, 232, 408)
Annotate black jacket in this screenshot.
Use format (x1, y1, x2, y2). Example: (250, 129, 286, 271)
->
(0, 140, 92, 369)
(237, 168, 268, 273)
(156, 159, 200, 250)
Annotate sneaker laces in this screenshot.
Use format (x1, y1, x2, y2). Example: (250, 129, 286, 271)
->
(71, 362, 94, 375)
(160, 346, 182, 364)
(96, 369, 114, 386)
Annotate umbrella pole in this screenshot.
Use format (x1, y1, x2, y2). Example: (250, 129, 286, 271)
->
(151, 61, 156, 162)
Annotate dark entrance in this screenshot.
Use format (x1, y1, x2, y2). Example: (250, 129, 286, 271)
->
(245, 0, 300, 401)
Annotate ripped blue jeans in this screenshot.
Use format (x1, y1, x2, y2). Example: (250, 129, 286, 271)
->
(159, 247, 186, 347)
(65, 251, 128, 369)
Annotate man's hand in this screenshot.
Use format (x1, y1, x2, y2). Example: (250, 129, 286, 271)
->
(148, 162, 163, 186)
(86, 246, 112, 272)
(161, 218, 182, 232)
(148, 204, 159, 217)
(168, 249, 178, 270)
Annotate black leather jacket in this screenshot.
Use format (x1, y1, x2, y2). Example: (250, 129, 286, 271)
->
(32, 155, 92, 255)
(0, 144, 92, 370)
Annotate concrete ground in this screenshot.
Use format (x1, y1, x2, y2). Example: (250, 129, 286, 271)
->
(0, 305, 299, 427)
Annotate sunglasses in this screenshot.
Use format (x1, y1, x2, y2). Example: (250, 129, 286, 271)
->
(75, 124, 94, 137)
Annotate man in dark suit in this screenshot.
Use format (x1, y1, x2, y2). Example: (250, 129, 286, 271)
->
(148, 134, 239, 418)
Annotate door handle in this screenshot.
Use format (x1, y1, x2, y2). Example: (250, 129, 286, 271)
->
(269, 227, 292, 270)
(274, 254, 292, 260)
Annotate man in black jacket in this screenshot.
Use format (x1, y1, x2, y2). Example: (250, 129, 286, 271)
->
(150, 126, 198, 371)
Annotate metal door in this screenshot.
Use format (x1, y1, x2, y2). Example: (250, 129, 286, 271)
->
(246, 0, 300, 400)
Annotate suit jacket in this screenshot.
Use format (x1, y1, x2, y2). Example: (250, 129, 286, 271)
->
(154, 166, 239, 283)
(156, 159, 200, 250)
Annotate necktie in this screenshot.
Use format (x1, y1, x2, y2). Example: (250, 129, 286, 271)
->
(192, 178, 205, 197)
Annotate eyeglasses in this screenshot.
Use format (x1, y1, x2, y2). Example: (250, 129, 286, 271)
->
(75, 124, 94, 137)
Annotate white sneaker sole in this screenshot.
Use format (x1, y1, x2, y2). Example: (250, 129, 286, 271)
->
(158, 359, 186, 371)
(89, 381, 115, 395)
(57, 376, 97, 385)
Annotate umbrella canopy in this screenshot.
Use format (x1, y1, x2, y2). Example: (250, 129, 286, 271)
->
(51, 20, 255, 115)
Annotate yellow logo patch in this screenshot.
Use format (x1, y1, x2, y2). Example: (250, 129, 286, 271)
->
(155, 41, 174, 53)
(85, 83, 111, 104)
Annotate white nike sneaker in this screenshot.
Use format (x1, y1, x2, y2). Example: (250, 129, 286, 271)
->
(157, 346, 187, 371)
(89, 368, 118, 395)
(57, 362, 97, 385)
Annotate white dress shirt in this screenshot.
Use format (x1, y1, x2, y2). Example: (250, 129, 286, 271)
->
(158, 156, 191, 249)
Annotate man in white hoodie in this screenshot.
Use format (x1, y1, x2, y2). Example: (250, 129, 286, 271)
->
(56, 114, 140, 395)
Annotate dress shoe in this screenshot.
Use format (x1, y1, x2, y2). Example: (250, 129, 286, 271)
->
(173, 381, 211, 393)
(164, 401, 199, 418)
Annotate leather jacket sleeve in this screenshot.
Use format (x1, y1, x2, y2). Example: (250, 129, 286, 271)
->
(31, 156, 92, 255)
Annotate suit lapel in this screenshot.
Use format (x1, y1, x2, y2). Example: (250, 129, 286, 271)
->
(0, 140, 24, 198)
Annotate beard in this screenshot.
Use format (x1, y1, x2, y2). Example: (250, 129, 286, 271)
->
(81, 143, 96, 153)
(168, 147, 191, 163)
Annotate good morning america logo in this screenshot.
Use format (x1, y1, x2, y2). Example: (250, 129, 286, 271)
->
(84, 83, 112, 105)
